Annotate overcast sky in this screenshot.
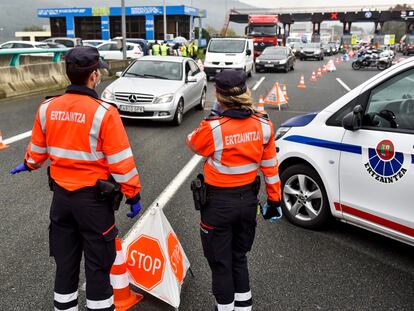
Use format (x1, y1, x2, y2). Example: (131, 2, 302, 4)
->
(239, 0, 408, 8)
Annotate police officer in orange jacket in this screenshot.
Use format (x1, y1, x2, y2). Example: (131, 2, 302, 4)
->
(10, 46, 142, 311)
(186, 70, 281, 311)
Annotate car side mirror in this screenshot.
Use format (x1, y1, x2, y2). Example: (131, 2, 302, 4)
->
(115, 71, 122, 78)
(186, 76, 197, 83)
(343, 105, 364, 131)
(246, 49, 252, 56)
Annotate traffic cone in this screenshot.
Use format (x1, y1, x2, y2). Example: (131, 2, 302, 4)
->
(335, 57, 340, 64)
(322, 64, 328, 74)
(110, 238, 143, 311)
(257, 96, 265, 113)
(0, 131, 9, 150)
(327, 60, 337, 72)
(317, 67, 322, 77)
(297, 75, 306, 89)
(310, 71, 317, 82)
(282, 83, 289, 101)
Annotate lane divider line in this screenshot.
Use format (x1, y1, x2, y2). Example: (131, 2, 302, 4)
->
(336, 78, 351, 92)
(3, 130, 32, 145)
(252, 77, 266, 91)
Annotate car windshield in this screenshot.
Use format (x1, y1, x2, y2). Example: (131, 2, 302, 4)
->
(125, 60, 182, 81)
(262, 48, 287, 58)
(304, 43, 321, 49)
(248, 25, 277, 36)
(208, 40, 245, 53)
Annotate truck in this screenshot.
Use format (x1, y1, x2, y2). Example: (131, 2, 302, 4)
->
(245, 15, 280, 59)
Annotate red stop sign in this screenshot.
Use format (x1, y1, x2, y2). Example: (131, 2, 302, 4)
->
(126, 235, 166, 291)
(167, 232, 184, 284)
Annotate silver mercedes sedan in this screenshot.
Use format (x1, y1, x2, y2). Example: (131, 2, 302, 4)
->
(101, 56, 207, 125)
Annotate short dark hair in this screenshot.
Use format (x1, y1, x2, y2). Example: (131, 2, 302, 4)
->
(66, 63, 94, 86)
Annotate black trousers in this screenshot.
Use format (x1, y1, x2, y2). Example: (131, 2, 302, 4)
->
(200, 184, 257, 311)
(49, 183, 118, 311)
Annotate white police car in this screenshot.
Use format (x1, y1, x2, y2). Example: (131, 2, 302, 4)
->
(276, 57, 414, 246)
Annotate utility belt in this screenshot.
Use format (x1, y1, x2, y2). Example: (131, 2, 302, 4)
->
(47, 167, 123, 211)
(190, 174, 261, 211)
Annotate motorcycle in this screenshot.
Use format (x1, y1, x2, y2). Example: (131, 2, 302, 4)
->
(352, 50, 392, 71)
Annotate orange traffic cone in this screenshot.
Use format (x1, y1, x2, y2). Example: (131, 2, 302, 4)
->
(310, 71, 317, 82)
(282, 83, 289, 101)
(110, 238, 143, 311)
(257, 96, 265, 113)
(0, 131, 9, 150)
(335, 57, 340, 64)
(322, 64, 328, 74)
(317, 67, 322, 77)
(297, 75, 306, 89)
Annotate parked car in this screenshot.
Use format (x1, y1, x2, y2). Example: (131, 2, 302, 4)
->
(0, 40, 49, 49)
(255, 46, 295, 72)
(112, 37, 148, 55)
(299, 43, 324, 60)
(43, 42, 67, 49)
(43, 37, 82, 48)
(83, 40, 109, 47)
(101, 56, 207, 125)
(97, 42, 143, 60)
(204, 37, 254, 81)
(276, 57, 414, 246)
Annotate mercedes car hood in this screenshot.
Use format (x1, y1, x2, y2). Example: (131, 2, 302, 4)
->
(108, 77, 183, 96)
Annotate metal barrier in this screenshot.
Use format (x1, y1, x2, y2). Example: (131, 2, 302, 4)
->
(0, 48, 69, 67)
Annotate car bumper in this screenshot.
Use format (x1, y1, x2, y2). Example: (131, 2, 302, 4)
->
(301, 54, 322, 59)
(255, 63, 287, 70)
(204, 66, 244, 76)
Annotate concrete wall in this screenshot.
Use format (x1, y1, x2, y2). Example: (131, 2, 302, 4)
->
(0, 59, 132, 99)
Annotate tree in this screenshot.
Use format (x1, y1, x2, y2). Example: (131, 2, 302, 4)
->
(22, 25, 44, 32)
(194, 27, 212, 42)
(382, 21, 406, 41)
(226, 28, 237, 37)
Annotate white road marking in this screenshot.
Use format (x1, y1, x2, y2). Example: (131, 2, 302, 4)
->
(123, 154, 203, 241)
(252, 77, 266, 91)
(3, 130, 32, 145)
(336, 78, 351, 92)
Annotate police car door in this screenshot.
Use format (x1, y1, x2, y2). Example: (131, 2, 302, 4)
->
(339, 67, 414, 242)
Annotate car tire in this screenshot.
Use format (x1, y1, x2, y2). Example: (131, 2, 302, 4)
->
(206, 75, 211, 82)
(248, 68, 253, 78)
(172, 98, 184, 126)
(196, 88, 206, 110)
(281, 164, 331, 229)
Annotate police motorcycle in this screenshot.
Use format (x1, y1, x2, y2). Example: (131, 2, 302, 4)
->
(352, 49, 391, 71)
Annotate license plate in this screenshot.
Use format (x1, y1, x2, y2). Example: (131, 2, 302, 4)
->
(119, 105, 144, 113)
(265, 64, 274, 67)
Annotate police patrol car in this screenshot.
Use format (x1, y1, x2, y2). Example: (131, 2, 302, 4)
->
(276, 57, 414, 246)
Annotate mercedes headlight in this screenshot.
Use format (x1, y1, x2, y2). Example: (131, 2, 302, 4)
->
(275, 127, 291, 141)
(102, 88, 115, 101)
(279, 59, 287, 64)
(154, 94, 174, 104)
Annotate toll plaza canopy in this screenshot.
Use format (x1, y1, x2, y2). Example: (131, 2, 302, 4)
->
(37, 6, 207, 40)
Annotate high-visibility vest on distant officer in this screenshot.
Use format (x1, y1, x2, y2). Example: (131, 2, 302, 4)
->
(161, 42, 169, 56)
(180, 43, 188, 57)
(152, 42, 161, 56)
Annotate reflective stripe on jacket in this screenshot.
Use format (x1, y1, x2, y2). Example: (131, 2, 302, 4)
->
(186, 111, 281, 202)
(25, 85, 141, 199)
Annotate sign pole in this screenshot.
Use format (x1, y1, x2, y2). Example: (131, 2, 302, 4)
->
(163, 0, 167, 41)
(121, 0, 127, 60)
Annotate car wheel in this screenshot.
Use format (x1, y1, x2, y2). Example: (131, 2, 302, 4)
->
(206, 75, 211, 82)
(281, 164, 331, 229)
(196, 88, 206, 110)
(248, 68, 253, 78)
(172, 99, 184, 126)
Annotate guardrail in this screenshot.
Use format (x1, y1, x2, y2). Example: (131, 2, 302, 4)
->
(0, 48, 69, 67)
(231, 5, 399, 14)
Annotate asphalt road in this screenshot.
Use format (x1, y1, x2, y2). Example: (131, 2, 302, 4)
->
(0, 55, 413, 311)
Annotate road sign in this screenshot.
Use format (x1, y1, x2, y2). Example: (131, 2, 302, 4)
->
(126, 235, 166, 291)
(167, 232, 184, 284)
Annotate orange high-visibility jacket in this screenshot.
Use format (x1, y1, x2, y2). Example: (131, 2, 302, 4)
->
(25, 88, 141, 199)
(186, 111, 281, 202)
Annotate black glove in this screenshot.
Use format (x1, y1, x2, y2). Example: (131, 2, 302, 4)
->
(261, 200, 282, 222)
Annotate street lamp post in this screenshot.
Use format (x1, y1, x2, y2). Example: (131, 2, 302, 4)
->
(121, 0, 127, 60)
(163, 0, 167, 41)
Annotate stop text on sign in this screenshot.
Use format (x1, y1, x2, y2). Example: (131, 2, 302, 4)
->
(128, 250, 162, 275)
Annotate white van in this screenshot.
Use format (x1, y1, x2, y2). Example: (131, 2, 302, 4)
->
(204, 38, 254, 81)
